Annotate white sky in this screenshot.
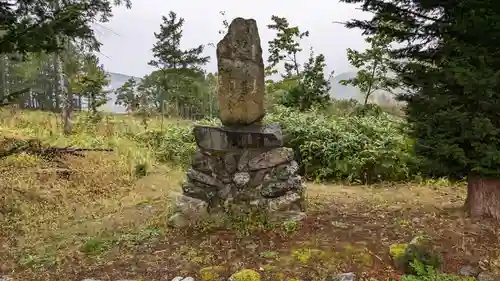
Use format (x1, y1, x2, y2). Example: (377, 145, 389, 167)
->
(94, 0, 372, 78)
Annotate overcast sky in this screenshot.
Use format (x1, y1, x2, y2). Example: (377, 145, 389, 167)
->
(94, 0, 372, 78)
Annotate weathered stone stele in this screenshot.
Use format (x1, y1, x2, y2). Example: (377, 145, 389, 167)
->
(168, 17, 306, 228)
(217, 17, 265, 126)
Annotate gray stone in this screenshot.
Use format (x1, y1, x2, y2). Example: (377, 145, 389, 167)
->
(248, 147, 293, 170)
(181, 181, 216, 201)
(265, 192, 302, 211)
(186, 168, 224, 188)
(326, 272, 357, 281)
(217, 17, 265, 126)
(0, 276, 11, 281)
(459, 265, 480, 276)
(233, 172, 250, 187)
(171, 277, 194, 281)
(223, 153, 238, 174)
(168, 195, 209, 227)
(261, 175, 302, 197)
(193, 125, 283, 152)
(191, 150, 213, 173)
(174, 195, 208, 214)
(273, 160, 299, 180)
(478, 271, 496, 281)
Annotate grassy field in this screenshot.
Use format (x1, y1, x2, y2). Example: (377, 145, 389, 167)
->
(0, 109, 499, 281)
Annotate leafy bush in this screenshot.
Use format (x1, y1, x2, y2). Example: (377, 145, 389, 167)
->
(401, 260, 476, 281)
(265, 105, 417, 183)
(128, 104, 417, 183)
(133, 126, 195, 166)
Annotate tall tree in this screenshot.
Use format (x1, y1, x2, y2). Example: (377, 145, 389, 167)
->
(115, 78, 140, 113)
(267, 15, 309, 78)
(147, 11, 210, 117)
(149, 11, 209, 70)
(340, 30, 398, 105)
(340, 0, 500, 218)
(280, 49, 332, 111)
(77, 55, 110, 116)
(0, 0, 132, 56)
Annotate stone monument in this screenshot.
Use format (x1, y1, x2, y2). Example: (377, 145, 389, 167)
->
(168, 18, 306, 227)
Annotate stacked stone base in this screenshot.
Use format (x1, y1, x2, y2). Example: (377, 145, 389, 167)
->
(168, 124, 306, 227)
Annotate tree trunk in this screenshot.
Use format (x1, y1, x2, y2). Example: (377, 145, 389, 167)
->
(465, 176, 500, 219)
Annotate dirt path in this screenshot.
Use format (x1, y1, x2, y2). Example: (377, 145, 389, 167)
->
(7, 179, 500, 281)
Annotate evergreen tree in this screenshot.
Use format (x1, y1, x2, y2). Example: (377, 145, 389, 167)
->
(147, 11, 210, 117)
(1, 0, 132, 56)
(115, 78, 140, 113)
(340, 0, 500, 219)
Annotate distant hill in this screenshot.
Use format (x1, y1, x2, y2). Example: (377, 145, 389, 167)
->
(101, 72, 141, 113)
(99, 71, 400, 113)
(329, 71, 400, 105)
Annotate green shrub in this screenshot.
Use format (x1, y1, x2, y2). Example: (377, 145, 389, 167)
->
(402, 260, 476, 281)
(133, 126, 195, 166)
(265, 105, 417, 183)
(127, 104, 418, 183)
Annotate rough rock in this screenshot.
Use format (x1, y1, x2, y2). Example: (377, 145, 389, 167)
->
(459, 265, 480, 276)
(233, 172, 251, 187)
(326, 272, 357, 281)
(477, 271, 496, 281)
(168, 195, 209, 227)
(217, 17, 265, 126)
(248, 147, 293, 170)
(0, 276, 11, 281)
(186, 168, 224, 188)
(171, 277, 194, 281)
(193, 125, 282, 152)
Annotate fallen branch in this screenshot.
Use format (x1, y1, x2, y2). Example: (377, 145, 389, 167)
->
(0, 138, 113, 159)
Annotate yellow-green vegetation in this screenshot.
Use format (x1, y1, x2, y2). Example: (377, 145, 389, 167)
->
(1, 109, 496, 281)
(390, 244, 409, 260)
(291, 248, 327, 265)
(229, 269, 261, 281)
(199, 266, 227, 281)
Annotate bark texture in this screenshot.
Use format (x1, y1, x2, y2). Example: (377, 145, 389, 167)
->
(465, 176, 500, 220)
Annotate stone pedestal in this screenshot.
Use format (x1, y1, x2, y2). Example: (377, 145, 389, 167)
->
(168, 124, 306, 227)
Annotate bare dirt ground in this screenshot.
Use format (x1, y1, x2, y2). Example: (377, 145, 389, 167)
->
(1, 153, 499, 281)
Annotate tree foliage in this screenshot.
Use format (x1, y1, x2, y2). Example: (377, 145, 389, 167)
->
(340, 0, 500, 179)
(266, 16, 331, 111)
(0, 0, 132, 56)
(341, 30, 398, 105)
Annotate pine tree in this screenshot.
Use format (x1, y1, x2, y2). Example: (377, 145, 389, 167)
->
(147, 11, 210, 116)
(340, 0, 500, 219)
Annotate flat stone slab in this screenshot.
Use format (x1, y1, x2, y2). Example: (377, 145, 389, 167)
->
(193, 124, 283, 151)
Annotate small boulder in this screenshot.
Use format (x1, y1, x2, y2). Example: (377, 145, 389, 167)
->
(478, 271, 497, 281)
(459, 265, 480, 277)
(229, 269, 261, 281)
(325, 272, 357, 281)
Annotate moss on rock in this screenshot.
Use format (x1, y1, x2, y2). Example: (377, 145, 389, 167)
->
(199, 265, 226, 281)
(229, 269, 261, 281)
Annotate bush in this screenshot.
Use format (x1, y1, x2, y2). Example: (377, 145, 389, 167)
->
(128, 105, 417, 183)
(133, 126, 196, 166)
(265, 105, 417, 183)
(402, 260, 476, 281)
